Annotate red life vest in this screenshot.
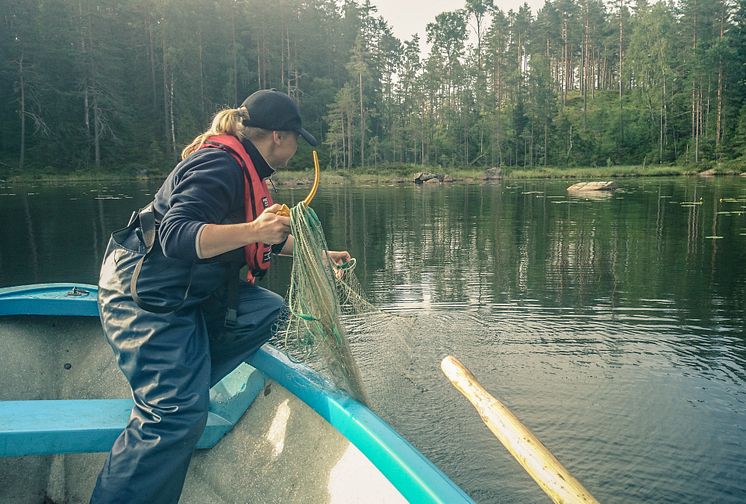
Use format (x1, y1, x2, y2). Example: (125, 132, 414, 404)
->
(198, 134, 273, 284)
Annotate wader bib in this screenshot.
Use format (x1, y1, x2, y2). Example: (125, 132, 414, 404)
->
(90, 140, 284, 504)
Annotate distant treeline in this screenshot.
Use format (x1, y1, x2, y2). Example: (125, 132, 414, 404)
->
(1, 0, 745, 175)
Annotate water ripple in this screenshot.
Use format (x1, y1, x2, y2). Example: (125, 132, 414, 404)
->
(350, 300, 746, 503)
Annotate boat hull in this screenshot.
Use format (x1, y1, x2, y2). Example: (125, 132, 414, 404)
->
(0, 284, 474, 503)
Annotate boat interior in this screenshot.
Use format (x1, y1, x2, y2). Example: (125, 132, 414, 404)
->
(0, 314, 405, 503)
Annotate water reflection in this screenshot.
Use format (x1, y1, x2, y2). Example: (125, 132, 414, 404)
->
(0, 177, 745, 502)
(300, 180, 745, 324)
(0, 180, 155, 287)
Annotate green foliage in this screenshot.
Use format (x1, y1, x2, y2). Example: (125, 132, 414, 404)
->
(1, 0, 744, 175)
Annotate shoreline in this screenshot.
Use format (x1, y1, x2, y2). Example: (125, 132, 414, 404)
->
(1, 165, 743, 186)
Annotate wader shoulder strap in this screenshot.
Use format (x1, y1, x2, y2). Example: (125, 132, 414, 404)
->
(130, 203, 193, 314)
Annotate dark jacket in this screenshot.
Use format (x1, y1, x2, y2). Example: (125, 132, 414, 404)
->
(126, 139, 279, 310)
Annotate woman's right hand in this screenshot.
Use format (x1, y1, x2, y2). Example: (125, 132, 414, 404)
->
(250, 204, 291, 244)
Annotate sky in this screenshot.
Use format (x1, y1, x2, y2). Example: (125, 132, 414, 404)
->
(370, 0, 547, 45)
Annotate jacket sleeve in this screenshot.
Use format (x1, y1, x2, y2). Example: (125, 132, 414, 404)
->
(158, 151, 244, 261)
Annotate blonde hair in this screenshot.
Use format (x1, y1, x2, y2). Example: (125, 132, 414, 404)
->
(181, 107, 272, 159)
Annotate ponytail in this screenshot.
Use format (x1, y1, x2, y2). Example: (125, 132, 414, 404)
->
(181, 107, 250, 160)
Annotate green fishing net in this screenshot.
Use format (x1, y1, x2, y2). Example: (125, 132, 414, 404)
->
(273, 202, 372, 403)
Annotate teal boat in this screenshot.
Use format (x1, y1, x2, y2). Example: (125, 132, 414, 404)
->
(0, 283, 474, 503)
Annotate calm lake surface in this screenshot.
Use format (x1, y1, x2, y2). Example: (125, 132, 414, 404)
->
(1, 177, 745, 503)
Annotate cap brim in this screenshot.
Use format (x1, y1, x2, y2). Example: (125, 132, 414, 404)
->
(298, 128, 319, 146)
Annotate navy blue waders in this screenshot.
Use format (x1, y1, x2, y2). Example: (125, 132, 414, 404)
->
(90, 211, 284, 504)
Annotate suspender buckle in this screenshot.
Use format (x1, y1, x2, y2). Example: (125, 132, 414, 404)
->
(224, 308, 238, 329)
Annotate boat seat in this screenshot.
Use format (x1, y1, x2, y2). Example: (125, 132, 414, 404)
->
(0, 363, 265, 457)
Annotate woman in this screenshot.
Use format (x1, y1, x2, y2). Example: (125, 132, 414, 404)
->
(91, 89, 350, 503)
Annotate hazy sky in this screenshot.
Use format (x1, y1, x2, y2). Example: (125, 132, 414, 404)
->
(371, 0, 547, 44)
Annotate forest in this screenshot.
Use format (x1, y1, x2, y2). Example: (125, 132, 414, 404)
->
(1, 0, 745, 175)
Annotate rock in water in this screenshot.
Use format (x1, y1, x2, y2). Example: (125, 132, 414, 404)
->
(482, 167, 502, 180)
(414, 172, 444, 184)
(567, 181, 617, 192)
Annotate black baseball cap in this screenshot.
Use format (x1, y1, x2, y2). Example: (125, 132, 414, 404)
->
(240, 89, 318, 146)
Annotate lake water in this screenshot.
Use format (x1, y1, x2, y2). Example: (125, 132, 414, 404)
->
(1, 177, 744, 503)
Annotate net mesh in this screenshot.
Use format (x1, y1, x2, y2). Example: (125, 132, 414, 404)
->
(273, 202, 372, 403)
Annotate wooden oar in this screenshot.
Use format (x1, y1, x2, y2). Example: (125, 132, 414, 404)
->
(440, 356, 599, 504)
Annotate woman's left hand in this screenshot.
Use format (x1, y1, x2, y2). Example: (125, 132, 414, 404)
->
(327, 250, 351, 266)
(326, 250, 353, 279)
